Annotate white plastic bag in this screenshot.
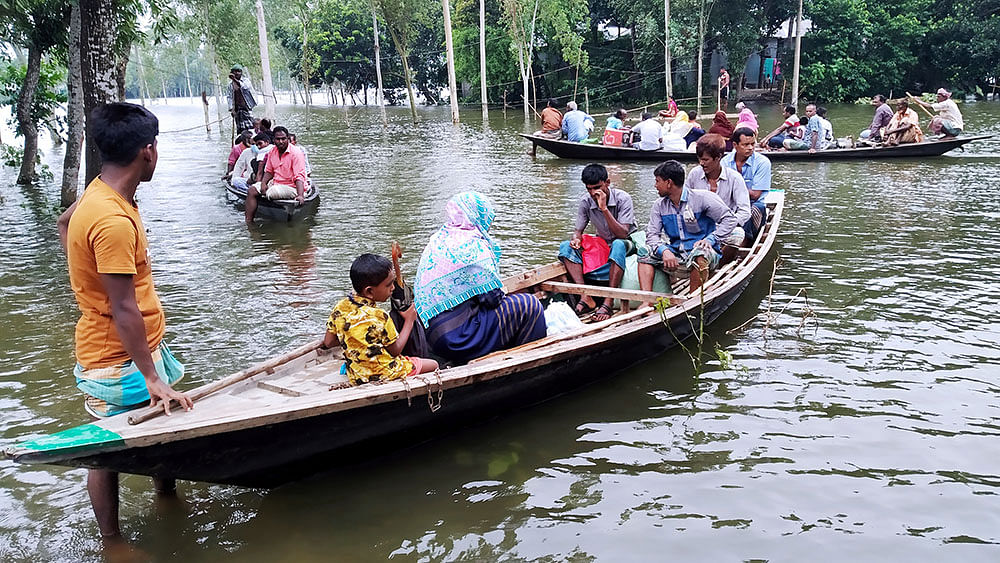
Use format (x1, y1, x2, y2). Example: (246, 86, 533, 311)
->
(544, 301, 585, 335)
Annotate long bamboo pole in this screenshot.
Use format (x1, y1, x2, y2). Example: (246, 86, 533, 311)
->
(664, 0, 672, 97)
(372, 6, 387, 127)
(255, 0, 276, 120)
(442, 0, 460, 123)
(479, 0, 488, 121)
(790, 0, 803, 106)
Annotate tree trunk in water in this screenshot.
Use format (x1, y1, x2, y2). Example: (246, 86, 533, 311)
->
(254, 0, 276, 120)
(61, 2, 84, 207)
(133, 45, 148, 105)
(400, 51, 418, 123)
(204, 5, 226, 126)
(15, 47, 42, 184)
(183, 48, 193, 102)
(479, 0, 487, 120)
(80, 0, 118, 184)
(442, 0, 459, 123)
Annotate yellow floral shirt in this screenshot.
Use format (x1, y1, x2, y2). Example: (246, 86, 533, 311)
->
(327, 295, 413, 385)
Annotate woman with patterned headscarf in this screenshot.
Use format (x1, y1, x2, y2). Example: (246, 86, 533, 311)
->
(414, 192, 546, 363)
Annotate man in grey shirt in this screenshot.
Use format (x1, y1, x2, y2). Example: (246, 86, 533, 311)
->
(558, 163, 636, 321)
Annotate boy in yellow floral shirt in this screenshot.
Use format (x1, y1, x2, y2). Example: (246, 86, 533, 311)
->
(324, 253, 439, 385)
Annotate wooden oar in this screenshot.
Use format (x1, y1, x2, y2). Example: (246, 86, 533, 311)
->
(905, 92, 936, 119)
(127, 338, 326, 425)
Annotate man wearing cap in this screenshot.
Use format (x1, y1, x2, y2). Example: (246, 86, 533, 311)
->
(227, 64, 258, 134)
(910, 89, 964, 139)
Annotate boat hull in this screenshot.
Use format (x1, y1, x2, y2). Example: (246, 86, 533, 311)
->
(521, 133, 991, 162)
(225, 181, 320, 222)
(41, 277, 750, 488)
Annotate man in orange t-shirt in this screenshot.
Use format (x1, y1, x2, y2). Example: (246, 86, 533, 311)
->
(530, 98, 564, 155)
(57, 102, 193, 541)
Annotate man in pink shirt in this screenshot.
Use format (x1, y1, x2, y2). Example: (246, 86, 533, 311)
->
(245, 126, 307, 223)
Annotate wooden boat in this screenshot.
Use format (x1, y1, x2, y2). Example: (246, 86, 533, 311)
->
(225, 179, 320, 222)
(521, 133, 991, 162)
(6, 191, 785, 488)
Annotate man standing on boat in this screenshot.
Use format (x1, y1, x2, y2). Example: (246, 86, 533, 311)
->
(718, 68, 731, 110)
(722, 127, 770, 244)
(557, 163, 636, 321)
(227, 64, 258, 135)
(56, 102, 193, 543)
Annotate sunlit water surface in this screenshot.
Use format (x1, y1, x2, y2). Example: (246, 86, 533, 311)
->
(2, 100, 1000, 561)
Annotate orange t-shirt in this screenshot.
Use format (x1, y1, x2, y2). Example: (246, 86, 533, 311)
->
(541, 107, 563, 132)
(66, 178, 165, 368)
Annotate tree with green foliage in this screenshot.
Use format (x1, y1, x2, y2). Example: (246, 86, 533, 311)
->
(372, 0, 426, 122)
(0, 0, 71, 184)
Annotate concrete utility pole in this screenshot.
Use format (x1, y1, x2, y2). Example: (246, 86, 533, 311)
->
(255, 0, 276, 120)
(791, 0, 803, 106)
(442, 0, 460, 123)
(479, 0, 488, 120)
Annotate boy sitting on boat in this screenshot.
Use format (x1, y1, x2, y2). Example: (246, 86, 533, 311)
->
(638, 160, 739, 297)
(324, 253, 439, 386)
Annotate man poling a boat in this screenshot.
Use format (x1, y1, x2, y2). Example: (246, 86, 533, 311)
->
(55, 102, 194, 542)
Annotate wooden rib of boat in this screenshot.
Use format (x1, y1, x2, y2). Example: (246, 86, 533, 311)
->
(224, 179, 320, 222)
(5, 191, 785, 487)
(521, 133, 991, 162)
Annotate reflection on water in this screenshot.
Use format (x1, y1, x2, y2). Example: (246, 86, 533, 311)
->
(2, 100, 1000, 560)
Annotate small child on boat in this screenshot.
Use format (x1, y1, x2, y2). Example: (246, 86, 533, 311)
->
(324, 253, 438, 386)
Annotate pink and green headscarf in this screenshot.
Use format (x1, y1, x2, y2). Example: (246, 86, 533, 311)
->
(414, 192, 504, 326)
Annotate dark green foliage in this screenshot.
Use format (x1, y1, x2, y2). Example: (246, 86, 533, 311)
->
(0, 61, 67, 137)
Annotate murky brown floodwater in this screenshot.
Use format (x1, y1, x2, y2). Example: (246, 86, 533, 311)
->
(2, 98, 1000, 561)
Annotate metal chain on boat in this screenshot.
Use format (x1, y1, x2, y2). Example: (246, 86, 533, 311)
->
(426, 369, 444, 413)
(401, 376, 413, 407)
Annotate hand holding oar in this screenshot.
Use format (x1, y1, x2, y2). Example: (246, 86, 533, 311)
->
(906, 92, 936, 118)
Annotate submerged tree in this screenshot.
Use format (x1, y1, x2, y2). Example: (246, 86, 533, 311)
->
(372, 0, 423, 122)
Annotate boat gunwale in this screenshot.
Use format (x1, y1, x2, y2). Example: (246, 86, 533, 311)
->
(520, 133, 992, 161)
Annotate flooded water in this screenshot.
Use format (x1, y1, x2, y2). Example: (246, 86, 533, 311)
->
(2, 99, 1000, 561)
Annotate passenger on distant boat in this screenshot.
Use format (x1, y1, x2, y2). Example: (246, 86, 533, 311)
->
(630, 112, 663, 151)
(734, 101, 759, 133)
(231, 133, 272, 191)
(415, 192, 546, 363)
(638, 160, 738, 296)
(606, 108, 628, 131)
(557, 164, 638, 321)
(782, 115, 808, 149)
(683, 110, 706, 148)
(561, 101, 595, 142)
(537, 98, 563, 140)
(719, 68, 731, 110)
(661, 96, 679, 118)
(722, 127, 770, 243)
(883, 99, 924, 146)
(224, 131, 252, 179)
(245, 126, 307, 223)
(759, 104, 799, 148)
(227, 64, 257, 135)
(860, 95, 892, 142)
(910, 88, 964, 138)
(662, 112, 691, 151)
(707, 110, 736, 150)
(685, 134, 750, 264)
(289, 133, 312, 176)
(324, 253, 439, 385)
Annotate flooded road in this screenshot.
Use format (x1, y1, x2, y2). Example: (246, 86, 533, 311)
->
(2, 99, 1000, 560)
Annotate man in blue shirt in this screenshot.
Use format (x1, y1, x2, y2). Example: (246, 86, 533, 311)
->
(638, 160, 737, 297)
(721, 127, 770, 244)
(562, 101, 595, 142)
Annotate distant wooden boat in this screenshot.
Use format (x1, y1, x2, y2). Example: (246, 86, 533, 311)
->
(521, 133, 991, 162)
(6, 192, 785, 487)
(225, 180, 320, 222)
